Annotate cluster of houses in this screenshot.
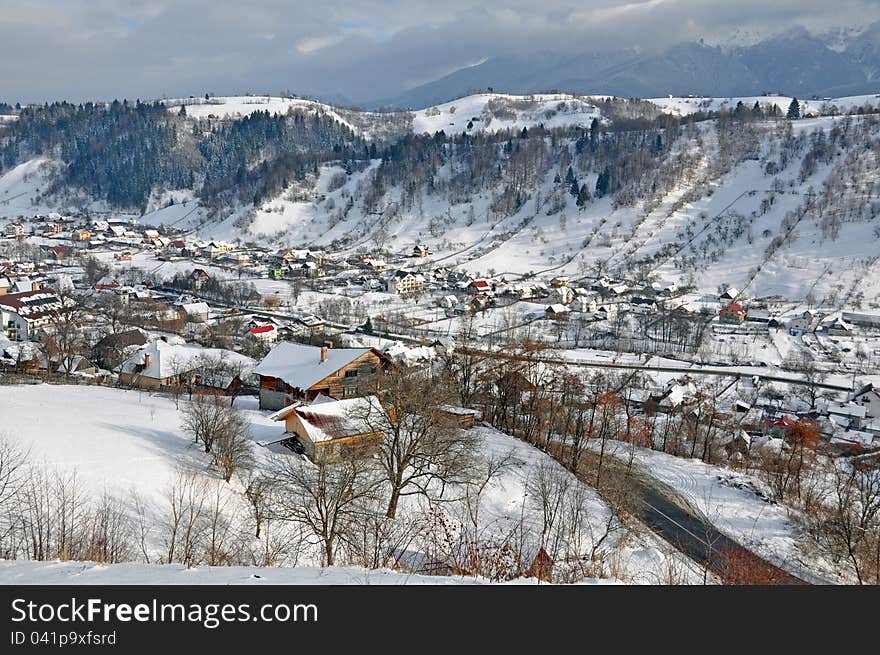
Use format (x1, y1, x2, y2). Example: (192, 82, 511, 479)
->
(625, 372, 880, 460)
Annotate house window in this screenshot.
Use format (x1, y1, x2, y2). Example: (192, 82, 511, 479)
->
(345, 370, 358, 378)
(343, 387, 356, 397)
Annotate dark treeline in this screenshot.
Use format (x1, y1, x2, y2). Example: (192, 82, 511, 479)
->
(0, 100, 367, 210)
(0, 94, 838, 218)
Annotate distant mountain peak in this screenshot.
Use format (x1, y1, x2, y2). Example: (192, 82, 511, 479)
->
(372, 28, 880, 110)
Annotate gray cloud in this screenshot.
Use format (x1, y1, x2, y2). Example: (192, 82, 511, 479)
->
(0, 0, 877, 104)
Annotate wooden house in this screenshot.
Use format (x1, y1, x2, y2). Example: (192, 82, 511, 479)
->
(438, 405, 479, 429)
(254, 341, 385, 410)
(267, 395, 386, 463)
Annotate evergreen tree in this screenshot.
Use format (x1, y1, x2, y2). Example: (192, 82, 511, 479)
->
(576, 184, 591, 210)
(595, 168, 610, 198)
(787, 98, 801, 120)
(651, 133, 663, 155)
(589, 117, 601, 145)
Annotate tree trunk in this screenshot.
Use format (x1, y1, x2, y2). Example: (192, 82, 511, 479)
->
(386, 487, 401, 519)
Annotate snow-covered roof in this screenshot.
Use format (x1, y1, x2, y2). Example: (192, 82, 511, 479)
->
(120, 339, 252, 380)
(830, 431, 879, 448)
(181, 301, 209, 315)
(0, 288, 63, 321)
(819, 400, 866, 419)
(254, 342, 374, 390)
(288, 395, 385, 444)
(384, 342, 436, 366)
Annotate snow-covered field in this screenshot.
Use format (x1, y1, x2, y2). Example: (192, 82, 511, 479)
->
(411, 93, 601, 135)
(1, 385, 276, 505)
(0, 384, 703, 583)
(0, 560, 518, 585)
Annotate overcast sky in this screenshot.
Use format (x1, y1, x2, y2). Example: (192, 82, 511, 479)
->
(1, 0, 877, 105)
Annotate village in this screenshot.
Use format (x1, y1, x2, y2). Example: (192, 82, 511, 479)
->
(3, 210, 880, 453)
(2, 207, 880, 585)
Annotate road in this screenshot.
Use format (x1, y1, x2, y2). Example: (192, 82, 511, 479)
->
(548, 443, 809, 584)
(457, 345, 854, 391)
(627, 469, 806, 584)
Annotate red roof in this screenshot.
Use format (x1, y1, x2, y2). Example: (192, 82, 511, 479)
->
(250, 324, 276, 334)
(471, 280, 490, 289)
(765, 416, 796, 428)
(722, 303, 745, 314)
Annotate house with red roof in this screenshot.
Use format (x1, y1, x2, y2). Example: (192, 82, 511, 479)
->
(248, 323, 278, 343)
(719, 302, 746, 324)
(468, 279, 492, 296)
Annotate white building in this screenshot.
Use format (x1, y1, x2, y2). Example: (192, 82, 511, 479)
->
(385, 270, 426, 295)
(0, 289, 63, 341)
(853, 384, 880, 419)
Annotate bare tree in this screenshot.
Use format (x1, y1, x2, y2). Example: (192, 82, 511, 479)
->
(784, 352, 827, 409)
(0, 433, 28, 510)
(81, 490, 136, 564)
(268, 455, 379, 566)
(161, 470, 209, 566)
(243, 471, 270, 539)
(358, 369, 476, 518)
(203, 483, 240, 566)
(822, 464, 880, 584)
(0, 433, 29, 554)
(94, 293, 132, 337)
(441, 316, 486, 407)
(44, 291, 86, 378)
(180, 394, 236, 454)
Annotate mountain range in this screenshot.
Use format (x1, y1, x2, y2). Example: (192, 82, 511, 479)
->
(369, 24, 880, 109)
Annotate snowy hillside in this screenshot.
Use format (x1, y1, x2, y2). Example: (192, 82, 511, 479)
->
(648, 94, 880, 117)
(410, 93, 603, 135)
(5, 92, 880, 305)
(164, 109, 880, 304)
(164, 92, 603, 138)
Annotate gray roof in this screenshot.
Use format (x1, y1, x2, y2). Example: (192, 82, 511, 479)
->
(254, 342, 373, 390)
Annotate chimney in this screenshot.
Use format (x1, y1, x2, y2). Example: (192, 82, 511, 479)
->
(143, 353, 151, 369)
(320, 346, 328, 363)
